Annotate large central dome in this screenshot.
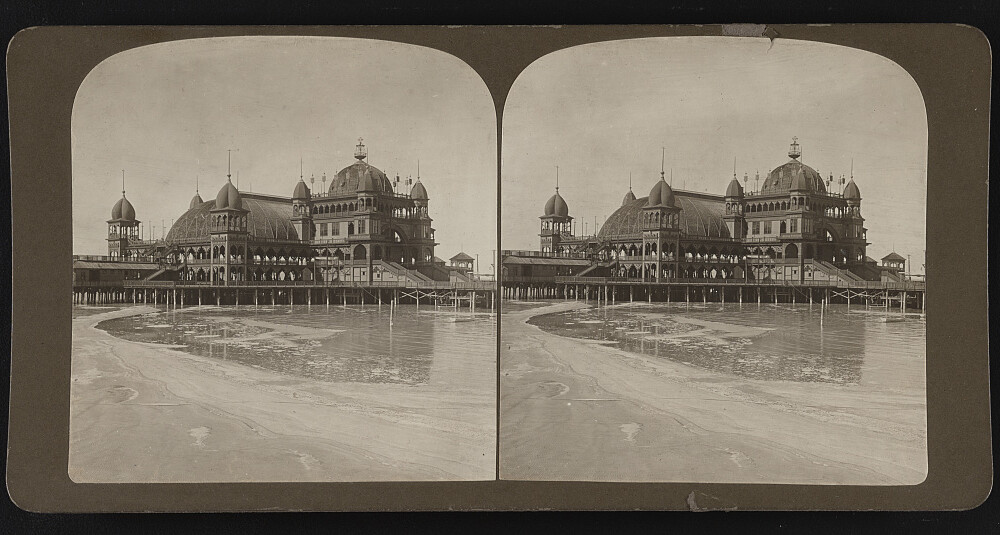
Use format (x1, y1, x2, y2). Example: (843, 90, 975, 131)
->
(328, 161, 394, 196)
(761, 159, 826, 194)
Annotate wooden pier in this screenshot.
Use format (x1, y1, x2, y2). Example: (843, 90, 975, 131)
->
(72, 279, 497, 312)
(501, 276, 926, 311)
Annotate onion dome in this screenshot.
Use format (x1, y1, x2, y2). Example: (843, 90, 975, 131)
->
(543, 191, 569, 217)
(292, 178, 310, 200)
(410, 179, 428, 200)
(622, 188, 636, 206)
(111, 195, 136, 221)
(843, 179, 861, 201)
(725, 176, 744, 198)
(215, 179, 242, 210)
(646, 178, 675, 207)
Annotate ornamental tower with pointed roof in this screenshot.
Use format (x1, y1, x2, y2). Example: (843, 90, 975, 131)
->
(539, 166, 573, 255)
(108, 170, 141, 260)
(291, 158, 313, 241)
(209, 150, 249, 285)
(640, 148, 682, 281)
(723, 164, 747, 239)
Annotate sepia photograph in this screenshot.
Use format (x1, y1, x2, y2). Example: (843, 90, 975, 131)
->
(500, 36, 928, 484)
(69, 36, 498, 482)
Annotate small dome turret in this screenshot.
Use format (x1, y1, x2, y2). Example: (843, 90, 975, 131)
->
(292, 178, 310, 200)
(622, 189, 636, 206)
(111, 195, 136, 221)
(725, 176, 744, 198)
(647, 178, 675, 207)
(543, 191, 569, 217)
(215, 179, 242, 210)
(844, 179, 861, 202)
(410, 179, 428, 200)
(189, 192, 204, 210)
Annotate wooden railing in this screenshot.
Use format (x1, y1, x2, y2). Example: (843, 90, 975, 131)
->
(119, 279, 497, 291)
(549, 276, 925, 291)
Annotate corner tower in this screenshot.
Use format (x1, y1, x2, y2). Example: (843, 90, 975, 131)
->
(209, 152, 249, 285)
(539, 167, 573, 255)
(108, 170, 141, 260)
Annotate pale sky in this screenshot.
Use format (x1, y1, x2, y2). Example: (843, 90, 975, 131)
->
(73, 36, 497, 272)
(502, 37, 927, 273)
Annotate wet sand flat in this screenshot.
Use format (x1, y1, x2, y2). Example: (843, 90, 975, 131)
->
(70, 306, 496, 482)
(500, 301, 926, 484)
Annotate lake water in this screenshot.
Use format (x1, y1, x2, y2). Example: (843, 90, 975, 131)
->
(94, 305, 496, 385)
(523, 302, 925, 386)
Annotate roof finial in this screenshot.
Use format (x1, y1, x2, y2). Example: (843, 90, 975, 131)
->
(555, 165, 560, 192)
(121, 169, 126, 197)
(850, 158, 854, 180)
(789, 136, 801, 160)
(227, 149, 233, 181)
(660, 147, 666, 180)
(733, 155, 737, 179)
(195, 174, 199, 195)
(628, 171, 632, 191)
(417, 159, 421, 181)
(355, 137, 367, 160)
(300, 157, 303, 180)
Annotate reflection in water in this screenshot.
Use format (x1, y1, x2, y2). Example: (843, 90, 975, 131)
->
(527, 303, 923, 385)
(96, 306, 493, 385)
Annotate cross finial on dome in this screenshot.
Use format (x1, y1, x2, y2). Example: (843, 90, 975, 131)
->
(789, 136, 801, 159)
(355, 138, 367, 160)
